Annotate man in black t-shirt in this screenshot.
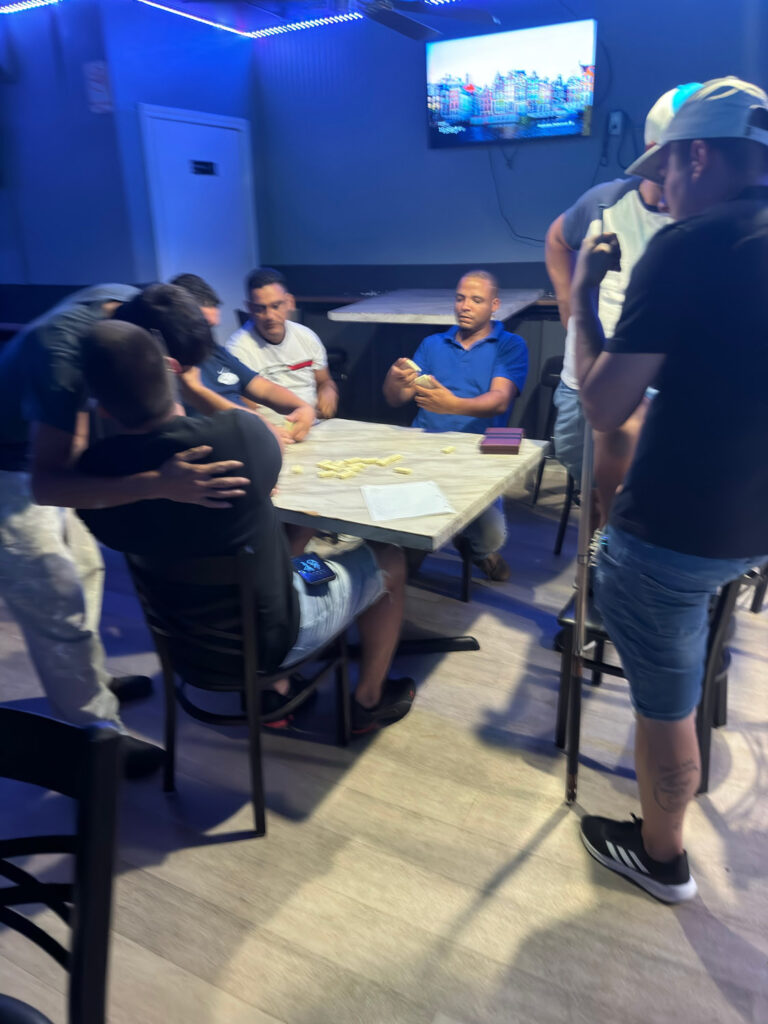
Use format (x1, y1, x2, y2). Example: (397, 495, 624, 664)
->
(78, 320, 415, 734)
(570, 77, 768, 903)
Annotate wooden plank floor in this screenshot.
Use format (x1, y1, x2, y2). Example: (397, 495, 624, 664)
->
(1, 466, 767, 1024)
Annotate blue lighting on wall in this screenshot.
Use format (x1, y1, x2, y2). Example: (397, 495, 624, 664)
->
(0, 0, 60, 14)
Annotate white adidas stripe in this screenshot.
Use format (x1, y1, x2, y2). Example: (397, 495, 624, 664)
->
(606, 840, 649, 874)
(628, 849, 650, 874)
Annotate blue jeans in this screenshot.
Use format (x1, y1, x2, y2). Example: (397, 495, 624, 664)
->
(553, 380, 585, 482)
(594, 525, 763, 721)
(459, 498, 506, 561)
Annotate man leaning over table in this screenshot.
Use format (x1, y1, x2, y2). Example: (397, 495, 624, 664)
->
(0, 283, 248, 779)
(383, 270, 528, 581)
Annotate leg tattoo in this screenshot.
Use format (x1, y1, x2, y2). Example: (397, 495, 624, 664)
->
(653, 758, 700, 813)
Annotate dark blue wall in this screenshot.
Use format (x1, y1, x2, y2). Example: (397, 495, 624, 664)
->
(102, 0, 255, 282)
(1, 0, 766, 290)
(253, 0, 768, 267)
(0, 0, 132, 286)
(0, 0, 255, 288)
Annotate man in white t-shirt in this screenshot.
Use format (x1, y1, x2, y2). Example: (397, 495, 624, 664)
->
(545, 83, 701, 521)
(227, 268, 338, 418)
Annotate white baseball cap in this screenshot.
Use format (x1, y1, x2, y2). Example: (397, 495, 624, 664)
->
(644, 83, 703, 146)
(628, 76, 768, 183)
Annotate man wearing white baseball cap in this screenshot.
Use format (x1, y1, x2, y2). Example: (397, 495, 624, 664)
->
(572, 77, 768, 903)
(545, 83, 701, 523)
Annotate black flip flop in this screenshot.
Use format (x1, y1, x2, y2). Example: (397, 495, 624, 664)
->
(351, 677, 416, 735)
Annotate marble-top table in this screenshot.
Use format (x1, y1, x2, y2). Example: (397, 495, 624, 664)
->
(326, 288, 544, 325)
(273, 418, 545, 551)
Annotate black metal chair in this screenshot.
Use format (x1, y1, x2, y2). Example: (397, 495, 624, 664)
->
(404, 542, 473, 604)
(325, 345, 349, 386)
(745, 561, 768, 614)
(552, 473, 579, 556)
(126, 549, 351, 837)
(0, 709, 121, 1024)
(554, 575, 744, 794)
(525, 354, 565, 506)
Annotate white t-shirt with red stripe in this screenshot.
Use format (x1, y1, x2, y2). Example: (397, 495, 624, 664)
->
(226, 320, 327, 406)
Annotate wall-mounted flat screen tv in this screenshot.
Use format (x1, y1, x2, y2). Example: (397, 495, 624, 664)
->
(426, 19, 596, 148)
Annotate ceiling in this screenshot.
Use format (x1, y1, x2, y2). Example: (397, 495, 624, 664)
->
(158, 0, 496, 39)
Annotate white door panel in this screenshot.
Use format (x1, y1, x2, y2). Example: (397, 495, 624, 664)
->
(140, 105, 257, 344)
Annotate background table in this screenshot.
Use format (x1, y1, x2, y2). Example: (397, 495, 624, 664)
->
(327, 288, 543, 325)
(274, 419, 544, 551)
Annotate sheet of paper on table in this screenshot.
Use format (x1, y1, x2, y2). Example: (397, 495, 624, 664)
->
(361, 481, 455, 523)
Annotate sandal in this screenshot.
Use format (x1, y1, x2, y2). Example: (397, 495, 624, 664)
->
(261, 674, 317, 728)
(351, 677, 416, 735)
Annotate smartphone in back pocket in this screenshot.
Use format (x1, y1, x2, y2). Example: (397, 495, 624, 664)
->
(292, 554, 337, 586)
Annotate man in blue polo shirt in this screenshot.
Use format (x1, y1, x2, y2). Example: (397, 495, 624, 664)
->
(383, 270, 528, 580)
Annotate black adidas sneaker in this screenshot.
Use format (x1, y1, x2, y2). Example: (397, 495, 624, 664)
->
(580, 814, 698, 904)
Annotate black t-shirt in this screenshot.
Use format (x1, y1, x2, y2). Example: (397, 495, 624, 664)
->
(607, 186, 768, 559)
(78, 410, 299, 672)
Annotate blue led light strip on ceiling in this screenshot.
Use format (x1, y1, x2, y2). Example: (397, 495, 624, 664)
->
(0, 0, 60, 14)
(134, 1, 363, 38)
(135, 0, 257, 36)
(135, 0, 462, 39)
(250, 11, 364, 39)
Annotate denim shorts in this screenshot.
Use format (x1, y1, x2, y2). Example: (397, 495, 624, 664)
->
(279, 543, 386, 668)
(553, 380, 586, 482)
(594, 525, 762, 721)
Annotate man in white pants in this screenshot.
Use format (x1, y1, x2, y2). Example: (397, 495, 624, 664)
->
(0, 285, 248, 777)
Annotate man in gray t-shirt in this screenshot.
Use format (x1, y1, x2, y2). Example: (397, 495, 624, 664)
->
(545, 84, 700, 522)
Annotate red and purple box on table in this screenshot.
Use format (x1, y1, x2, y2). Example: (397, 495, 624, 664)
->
(479, 428, 524, 454)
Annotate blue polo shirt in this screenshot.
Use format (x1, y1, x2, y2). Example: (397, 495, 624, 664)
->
(187, 346, 257, 416)
(411, 321, 528, 434)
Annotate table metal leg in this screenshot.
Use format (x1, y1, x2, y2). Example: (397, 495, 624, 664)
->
(348, 634, 480, 659)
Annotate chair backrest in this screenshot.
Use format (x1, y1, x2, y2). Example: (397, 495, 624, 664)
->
(325, 345, 349, 384)
(0, 709, 121, 1024)
(516, 354, 564, 438)
(126, 549, 261, 692)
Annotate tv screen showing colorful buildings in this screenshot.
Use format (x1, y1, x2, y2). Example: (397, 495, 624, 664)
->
(426, 19, 596, 148)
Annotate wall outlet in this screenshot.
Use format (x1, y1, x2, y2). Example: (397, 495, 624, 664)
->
(608, 111, 623, 136)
